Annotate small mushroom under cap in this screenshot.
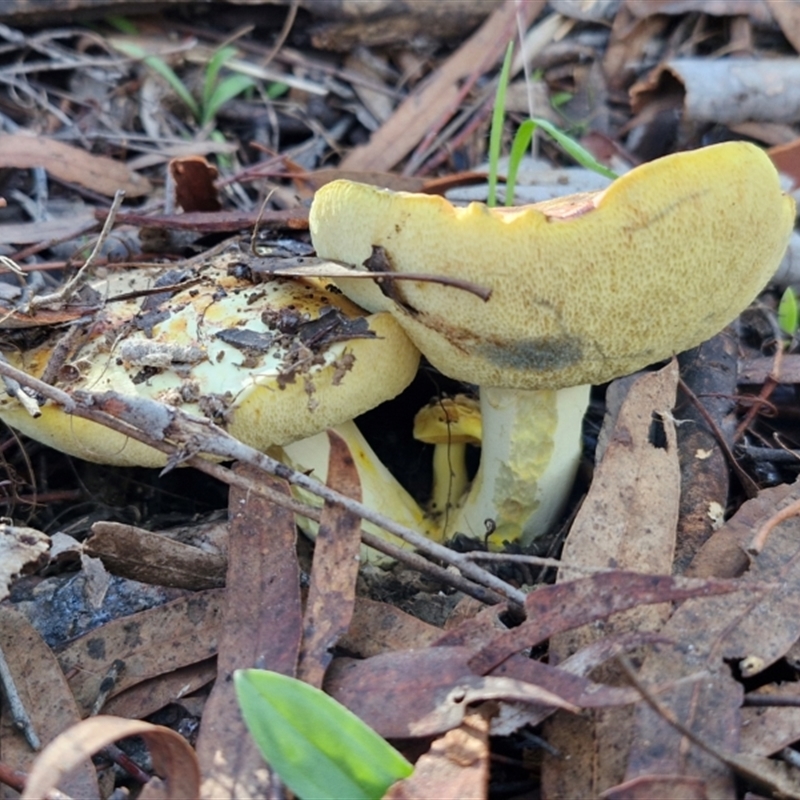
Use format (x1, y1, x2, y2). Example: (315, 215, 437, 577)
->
(310, 142, 795, 544)
(413, 394, 481, 518)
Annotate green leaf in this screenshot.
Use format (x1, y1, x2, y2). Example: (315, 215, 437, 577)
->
(505, 117, 618, 207)
(234, 669, 413, 800)
(202, 73, 255, 126)
(534, 118, 618, 179)
(202, 46, 238, 116)
(505, 119, 535, 207)
(106, 15, 139, 34)
(549, 91, 573, 110)
(112, 39, 200, 121)
(779, 286, 799, 336)
(487, 41, 514, 208)
(266, 81, 289, 100)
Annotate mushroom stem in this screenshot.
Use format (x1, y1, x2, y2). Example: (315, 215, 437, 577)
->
(279, 419, 441, 562)
(413, 393, 481, 519)
(430, 441, 469, 515)
(446, 384, 590, 546)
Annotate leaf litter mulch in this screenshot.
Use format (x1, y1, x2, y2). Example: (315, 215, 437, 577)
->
(3, 1, 800, 798)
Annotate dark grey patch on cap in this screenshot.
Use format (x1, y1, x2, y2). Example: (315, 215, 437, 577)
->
(475, 334, 584, 372)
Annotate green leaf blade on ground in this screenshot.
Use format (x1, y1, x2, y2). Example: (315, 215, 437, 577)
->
(505, 117, 618, 206)
(487, 41, 514, 208)
(779, 286, 799, 336)
(234, 669, 413, 800)
(202, 74, 256, 126)
(505, 118, 536, 207)
(530, 117, 619, 180)
(111, 39, 200, 120)
(202, 45, 238, 112)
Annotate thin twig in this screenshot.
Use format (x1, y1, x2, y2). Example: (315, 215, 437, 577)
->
(738, 444, 800, 464)
(0, 761, 73, 799)
(463, 551, 612, 575)
(260, 0, 299, 68)
(744, 693, 800, 707)
(249, 187, 278, 253)
(0, 353, 41, 418)
(0, 761, 27, 794)
(185, 455, 506, 605)
(268, 259, 493, 302)
(616, 654, 800, 799)
(28, 190, 125, 312)
(0, 256, 25, 277)
(748, 496, 800, 555)
(678, 376, 759, 499)
(105, 276, 203, 304)
(0, 359, 526, 608)
(733, 345, 782, 443)
(0, 641, 40, 750)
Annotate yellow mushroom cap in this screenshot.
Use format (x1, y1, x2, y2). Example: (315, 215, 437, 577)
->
(310, 142, 795, 389)
(0, 246, 419, 467)
(413, 394, 481, 445)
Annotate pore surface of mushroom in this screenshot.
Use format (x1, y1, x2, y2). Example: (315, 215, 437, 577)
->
(310, 141, 795, 544)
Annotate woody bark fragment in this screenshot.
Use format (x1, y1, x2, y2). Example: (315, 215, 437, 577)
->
(631, 59, 800, 126)
(674, 334, 738, 573)
(0, 134, 150, 197)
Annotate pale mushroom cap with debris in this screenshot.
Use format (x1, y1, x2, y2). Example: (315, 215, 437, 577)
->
(310, 141, 795, 389)
(0, 247, 419, 467)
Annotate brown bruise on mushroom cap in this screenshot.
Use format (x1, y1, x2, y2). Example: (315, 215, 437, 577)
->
(310, 142, 795, 390)
(0, 247, 420, 466)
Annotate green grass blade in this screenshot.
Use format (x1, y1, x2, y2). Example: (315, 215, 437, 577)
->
(505, 119, 536, 207)
(531, 118, 619, 179)
(505, 117, 619, 206)
(144, 55, 200, 121)
(549, 91, 573, 109)
(106, 15, 139, 34)
(779, 286, 799, 336)
(112, 39, 200, 120)
(487, 41, 514, 208)
(202, 45, 238, 116)
(266, 81, 289, 100)
(234, 669, 413, 800)
(202, 73, 255, 126)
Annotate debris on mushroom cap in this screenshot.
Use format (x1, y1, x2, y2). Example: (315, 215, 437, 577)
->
(310, 142, 795, 389)
(0, 244, 419, 466)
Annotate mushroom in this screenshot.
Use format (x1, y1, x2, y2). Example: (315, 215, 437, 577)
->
(0, 244, 427, 558)
(279, 418, 439, 547)
(309, 141, 795, 545)
(412, 394, 481, 518)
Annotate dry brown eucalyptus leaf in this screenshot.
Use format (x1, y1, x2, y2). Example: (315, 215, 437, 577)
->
(297, 429, 363, 688)
(0, 524, 49, 602)
(0, 606, 99, 799)
(195, 469, 301, 800)
(20, 716, 199, 800)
